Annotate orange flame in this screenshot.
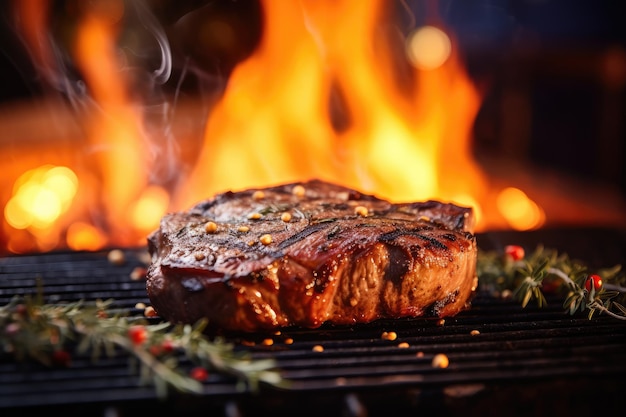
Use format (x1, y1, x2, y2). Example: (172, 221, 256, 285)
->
(179, 0, 492, 223)
(72, 2, 159, 247)
(2, 0, 548, 254)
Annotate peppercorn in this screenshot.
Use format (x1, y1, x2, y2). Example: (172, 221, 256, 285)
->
(260, 234, 273, 245)
(107, 249, 126, 265)
(292, 185, 306, 197)
(354, 206, 369, 217)
(381, 331, 397, 341)
(204, 221, 218, 233)
(432, 353, 449, 368)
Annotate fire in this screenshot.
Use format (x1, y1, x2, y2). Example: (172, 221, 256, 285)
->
(179, 0, 492, 222)
(2, 0, 546, 254)
(4, 165, 78, 252)
(73, 3, 153, 247)
(496, 187, 544, 231)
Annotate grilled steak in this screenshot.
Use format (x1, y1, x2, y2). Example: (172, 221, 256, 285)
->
(146, 180, 478, 332)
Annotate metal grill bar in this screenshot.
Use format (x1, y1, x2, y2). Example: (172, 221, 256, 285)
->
(1, 229, 626, 416)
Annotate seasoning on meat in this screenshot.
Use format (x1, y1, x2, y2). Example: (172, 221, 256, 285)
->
(146, 180, 478, 332)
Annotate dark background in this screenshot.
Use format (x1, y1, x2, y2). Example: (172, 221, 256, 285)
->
(1, 0, 625, 196)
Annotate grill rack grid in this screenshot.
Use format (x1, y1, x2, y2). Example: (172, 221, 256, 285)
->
(1, 228, 625, 416)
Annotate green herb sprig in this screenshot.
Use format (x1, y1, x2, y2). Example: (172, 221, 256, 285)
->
(3, 243, 623, 399)
(0, 294, 283, 398)
(477, 245, 626, 320)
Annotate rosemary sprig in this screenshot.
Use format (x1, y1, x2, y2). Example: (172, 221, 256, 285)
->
(477, 244, 626, 320)
(3, 243, 623, 398)
(0, 295, 283, 398)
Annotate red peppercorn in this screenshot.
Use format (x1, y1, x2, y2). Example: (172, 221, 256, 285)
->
(504, 245, 525, 261)
(189, 366, 209, 382)
(128, 325, 148, 345)
(585, 274, 603, 292)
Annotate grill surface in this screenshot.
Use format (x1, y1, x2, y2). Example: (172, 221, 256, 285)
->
(1, 227, 625, 416)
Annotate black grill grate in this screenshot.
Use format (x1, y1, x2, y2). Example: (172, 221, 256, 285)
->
(1, 228, 626, 416)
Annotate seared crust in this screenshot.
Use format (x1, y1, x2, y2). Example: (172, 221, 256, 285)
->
(146, 180, 478, 332)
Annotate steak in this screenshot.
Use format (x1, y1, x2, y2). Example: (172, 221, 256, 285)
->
(146, 180, 478, 332)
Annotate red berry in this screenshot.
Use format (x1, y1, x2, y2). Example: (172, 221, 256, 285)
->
(128, 325, 148, 345)
(541, 277, 560, 294)
(585, 274, 603, 292)
(14, 303, 27, 316)
(189, 366, 209, 382)
(504, 245, 525, 261)
(4, 322, 20, 336)
(161, 339, 175, 353)
(52, 350, 71, 367)
(149, 344, 162, 356)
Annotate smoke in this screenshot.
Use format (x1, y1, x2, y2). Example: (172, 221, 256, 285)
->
(7, 0, 243, 198)
(131, 0, 171, 86)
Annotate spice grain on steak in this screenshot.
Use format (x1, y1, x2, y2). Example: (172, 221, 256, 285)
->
(146, 180, 478, 332)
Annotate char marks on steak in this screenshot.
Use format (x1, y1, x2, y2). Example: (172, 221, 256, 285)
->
(146, 180, 478, 332)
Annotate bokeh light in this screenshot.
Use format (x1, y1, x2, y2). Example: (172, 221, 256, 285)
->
(496, 187, 545, 230)
(406, 26, 452, 70)
(5, 165, 78, 230)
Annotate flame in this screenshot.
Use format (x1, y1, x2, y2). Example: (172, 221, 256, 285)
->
(497, 187, 545, 231)
(5, 166, 76, 229)
(179, 0, 492, 223)
(67, 222, 107, 252)
(73, 2, 155, 247)
(2, 0, 548, 254)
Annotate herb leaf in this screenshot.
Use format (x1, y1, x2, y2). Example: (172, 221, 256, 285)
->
(478, 245, 626, 321)
(0, 294, 283, 398)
